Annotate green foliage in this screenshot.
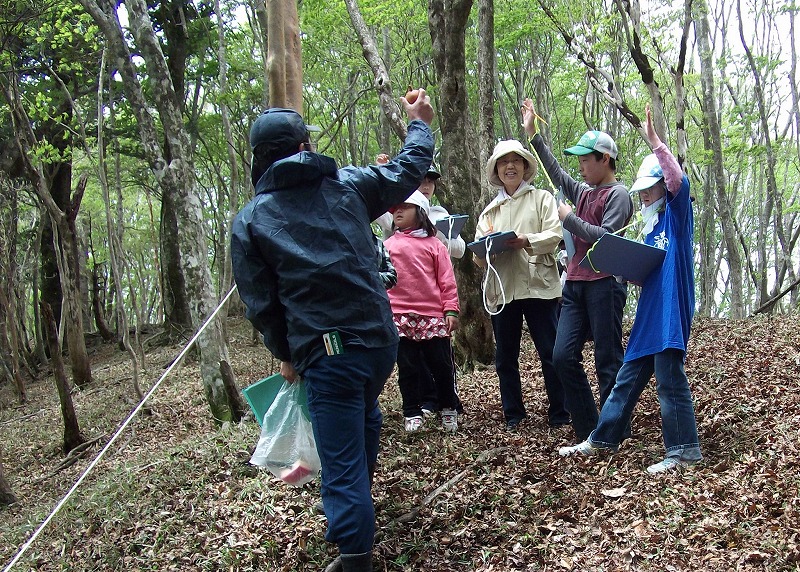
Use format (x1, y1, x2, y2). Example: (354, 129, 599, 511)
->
(2, 0, 798, 337)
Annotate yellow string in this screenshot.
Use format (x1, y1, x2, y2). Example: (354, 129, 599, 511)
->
(584, 241, 601, 273)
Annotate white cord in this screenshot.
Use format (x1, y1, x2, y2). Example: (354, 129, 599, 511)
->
(2, 285, 239, 572)
(445, 216, 455, 257)
(481, 235, 506, 316)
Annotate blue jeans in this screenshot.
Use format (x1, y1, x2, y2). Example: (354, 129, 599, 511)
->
(491, 297, 568, 426)
(589, 349, 702, 461)
(303, 344, 397, 554)
(553, 277, 627, 440)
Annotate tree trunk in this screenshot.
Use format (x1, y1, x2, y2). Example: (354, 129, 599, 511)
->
(39, 214, 63, 330)
(429, 0, 494, 366)
(0, 188, 26, 403)
(283, 0, 303, 111)
(0, 286, 26, 404)
(477, 0, 495, 192)
(377, 27, 393, 154)
(160, 192, 194, 339)
(788, 7, 800, 309)
(38, 155, 72, 329)
(78, 0, 244, 423)
(98, 49, 145, 403)
(91, 262, 115, 342)
(154, 0, 195, 341)
(254, 0, 271, 108)
(694, 0, 745, 317)
(31, 208, 49, 364)
(347, 70, 360, 165)
(214, 0, 241, 322)
(59, 175, 94, 386)
(266, 0, 302, 111)
(41, 302, 85, 454)
(0, 456, 17, 507)
(343, 0, 408, 140)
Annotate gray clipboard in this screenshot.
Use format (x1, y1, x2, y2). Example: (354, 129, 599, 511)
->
(579, 232, 666, 283)
(435, 215, 468, 237)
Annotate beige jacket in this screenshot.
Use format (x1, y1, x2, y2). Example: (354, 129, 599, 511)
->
(475, 184, 562, 311)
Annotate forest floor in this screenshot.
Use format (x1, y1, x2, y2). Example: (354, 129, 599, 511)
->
(1, 315, 799, 571)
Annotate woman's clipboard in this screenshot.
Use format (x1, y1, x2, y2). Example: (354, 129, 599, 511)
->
(579, 233, 666, 283)
(467, 231, 518, 259)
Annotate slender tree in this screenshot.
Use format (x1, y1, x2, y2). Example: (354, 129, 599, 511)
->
(96, 48, 145, 402)
(343, 0, 408, 139)
(0, 183, 26, 402)
(40, 301, 85, 454)
(477, 0, 495, 191)
(78, 0, 244, 422)
(694, 0, 744, 317)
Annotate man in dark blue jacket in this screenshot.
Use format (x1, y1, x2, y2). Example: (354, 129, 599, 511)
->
(231, 94, 434, 572)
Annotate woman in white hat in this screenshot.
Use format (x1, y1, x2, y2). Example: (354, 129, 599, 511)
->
(474, 140, 568, 430)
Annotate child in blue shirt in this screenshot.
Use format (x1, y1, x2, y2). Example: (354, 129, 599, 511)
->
(559, 103, 702, 474)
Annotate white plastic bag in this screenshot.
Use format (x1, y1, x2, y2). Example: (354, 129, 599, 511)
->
(249, 380, 321, 487)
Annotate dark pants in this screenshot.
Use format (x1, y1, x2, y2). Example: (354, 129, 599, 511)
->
(419, 345, 464, 414)
(491, 297, 568, 426)
(396, 337, 458, 418)
(553, 277, 627, 441)
(304, 344, 396, 555)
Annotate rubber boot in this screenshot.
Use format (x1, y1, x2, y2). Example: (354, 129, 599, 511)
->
(340, 551, 372, 572)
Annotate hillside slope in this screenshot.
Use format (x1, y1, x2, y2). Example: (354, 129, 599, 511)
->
(1, 315, 798, 571)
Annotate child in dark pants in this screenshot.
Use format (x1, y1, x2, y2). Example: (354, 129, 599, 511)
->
(385, 191, 461, 433)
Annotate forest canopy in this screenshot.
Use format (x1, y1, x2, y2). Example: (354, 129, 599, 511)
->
(0, 0, 798, 400)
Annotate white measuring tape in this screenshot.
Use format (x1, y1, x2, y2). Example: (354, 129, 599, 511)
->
(481, 235, 507, 316)
(2, 285, 239, 572)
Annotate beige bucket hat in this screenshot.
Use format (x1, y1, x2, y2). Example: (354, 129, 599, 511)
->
(486, 140, 537, 187)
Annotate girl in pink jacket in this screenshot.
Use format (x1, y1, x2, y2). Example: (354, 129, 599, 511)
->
(385, 191, 461, 433)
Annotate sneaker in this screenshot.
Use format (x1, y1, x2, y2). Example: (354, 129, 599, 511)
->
(441, 408, 458, 432)
(646, 457, 696, 474)
(421, 407, 436, 418)
(404, 416, 423, 432)
(558, 440, 615, 457)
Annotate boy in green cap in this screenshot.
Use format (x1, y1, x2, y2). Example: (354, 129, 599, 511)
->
(522, 99, 633, 444)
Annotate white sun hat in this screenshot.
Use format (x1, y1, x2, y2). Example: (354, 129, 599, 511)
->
(630, 154, 664, 193)
(390, 190, 431, 217)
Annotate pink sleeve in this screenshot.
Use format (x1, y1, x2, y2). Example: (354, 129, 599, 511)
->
(653, 143, 683, 196)
(434, 242, 460, 313)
